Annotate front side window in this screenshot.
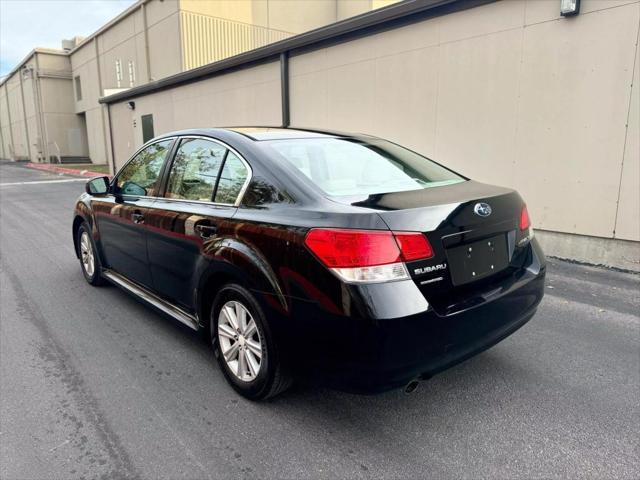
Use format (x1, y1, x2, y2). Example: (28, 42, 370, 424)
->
(165, 138, 226, 201)
(115, 139, 172, 196)
(214, 151, 248, 204)
(262, 138, 465, 201)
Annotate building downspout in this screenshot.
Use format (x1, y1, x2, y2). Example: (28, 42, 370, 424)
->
(34, 54, 50, 162)
(106, 103, 117, 175)
(29, 62, 45, 162)
(280, 51, 290, 128)
(142, 1, 153, 80)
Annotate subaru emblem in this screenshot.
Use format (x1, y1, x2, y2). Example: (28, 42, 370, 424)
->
(473, 202, 492, 217)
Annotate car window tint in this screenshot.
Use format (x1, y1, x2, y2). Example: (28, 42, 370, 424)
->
(116, 140, 172, 196)
(214, 152, 248, 204)
(165, 139, 226, 202)
(263, 138, 465, 201)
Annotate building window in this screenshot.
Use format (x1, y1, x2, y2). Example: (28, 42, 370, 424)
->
(128, 61, 135, 87)
(74, 76, 82, 101)
(115, 59, 122, 88)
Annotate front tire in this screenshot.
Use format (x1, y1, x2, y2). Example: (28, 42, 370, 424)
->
(211, 284, 291, 400)
(77, 222, 104, 286)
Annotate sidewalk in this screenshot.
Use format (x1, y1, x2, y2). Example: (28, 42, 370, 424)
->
(26, 162, 110, 178)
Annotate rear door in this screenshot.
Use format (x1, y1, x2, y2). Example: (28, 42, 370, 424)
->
(93, 138, 174, 287)
(145, 137, 251, 310)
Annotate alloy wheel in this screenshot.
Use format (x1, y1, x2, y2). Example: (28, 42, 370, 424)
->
(80, 231, 95, 277)
(217, 300, 263, 382)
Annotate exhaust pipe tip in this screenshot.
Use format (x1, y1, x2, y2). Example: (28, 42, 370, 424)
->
(404, 380, 420, 394)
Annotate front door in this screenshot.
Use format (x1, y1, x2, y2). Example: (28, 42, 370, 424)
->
(94, 138, 174, 287)
(146, 137, 250, 310)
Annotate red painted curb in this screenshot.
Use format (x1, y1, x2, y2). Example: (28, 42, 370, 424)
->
(26, 163, 110, 178)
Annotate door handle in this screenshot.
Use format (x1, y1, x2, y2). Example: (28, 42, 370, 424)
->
(195, 224, 217, 238)
(132, 213, 145, 224)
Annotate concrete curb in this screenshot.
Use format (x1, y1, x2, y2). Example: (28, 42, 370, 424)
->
(26, 163, 109, 178)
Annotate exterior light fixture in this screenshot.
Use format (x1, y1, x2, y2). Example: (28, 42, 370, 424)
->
(560, 0, 580, 16)
(127, 101, 136, 110)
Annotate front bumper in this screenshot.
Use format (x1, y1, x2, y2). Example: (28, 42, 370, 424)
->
(266, 240, 546, 394)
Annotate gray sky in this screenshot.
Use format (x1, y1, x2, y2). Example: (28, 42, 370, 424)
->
(0, 0, 137, 77)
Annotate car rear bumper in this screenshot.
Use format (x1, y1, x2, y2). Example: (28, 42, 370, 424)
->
(265, 240, 546, 394)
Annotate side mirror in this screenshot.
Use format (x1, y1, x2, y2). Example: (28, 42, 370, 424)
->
(85, 176, 110, 195)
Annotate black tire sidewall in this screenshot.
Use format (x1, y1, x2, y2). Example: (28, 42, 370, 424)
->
(77, 223, 102, 285)
(210, 284, 275, 399)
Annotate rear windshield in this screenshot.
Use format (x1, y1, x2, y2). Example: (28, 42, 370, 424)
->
(263, 137, 464, 200)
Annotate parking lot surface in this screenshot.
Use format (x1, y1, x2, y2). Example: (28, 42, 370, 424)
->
(1, 161, 638, 479)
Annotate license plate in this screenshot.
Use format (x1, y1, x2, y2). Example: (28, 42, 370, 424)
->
(446, 234, 509, 286)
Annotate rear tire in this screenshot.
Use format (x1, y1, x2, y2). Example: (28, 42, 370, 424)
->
(77, 222, 105, 286)
(211, 284, 292, 400)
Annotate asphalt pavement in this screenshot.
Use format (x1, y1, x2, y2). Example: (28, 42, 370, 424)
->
(1, 160, 638, 479)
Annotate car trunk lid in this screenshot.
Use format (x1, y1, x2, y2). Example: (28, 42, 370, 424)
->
(352, 180, 532, 315)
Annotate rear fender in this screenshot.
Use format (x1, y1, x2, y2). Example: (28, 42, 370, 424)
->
(196, 237, 289, 324)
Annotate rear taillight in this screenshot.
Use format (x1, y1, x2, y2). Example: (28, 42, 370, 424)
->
(304, 228, 434, 283)
(520, 205, 531, 231)
(394, 232, 434, 261)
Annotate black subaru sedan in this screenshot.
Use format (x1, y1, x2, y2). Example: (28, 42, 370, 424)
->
(73, 127, 545, 399)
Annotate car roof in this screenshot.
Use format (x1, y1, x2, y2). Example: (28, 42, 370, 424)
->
(155, 127, 376, 142)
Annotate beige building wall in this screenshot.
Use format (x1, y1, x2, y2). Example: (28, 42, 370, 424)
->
(615, 33, 640, 243)
(1, 82, 15, 159)
(0, 50, 82, 163)
(68, 0, 182, 165)
(178, 0, 401, 70)
(110, 61, 281, 169)
(289, 0, 640, 247)
(179, 0, 396, 31)
(2, 0, 394, 164)
(0, 84, 7, 159)
(4, 76, 29, 160)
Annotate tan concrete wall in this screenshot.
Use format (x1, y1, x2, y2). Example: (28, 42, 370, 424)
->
(178, 0, 401, 70)
(4, 75, 30, 160)
(147, 10, 183, 80)
(68, 0, 182, 165)
(97, 7, 145, 89)
(337, 0, 393, 21)
(110, 60, 281, 170)
(0, 53, 52, 162)
(265, 1, 338, 33)
(179, 11, 292, 70)
(0, 84, 13, 159)
(180, 0, 263, 26)
(180, 0, 345, 32)
(40, 76, 89, 158)
(71, 45, 102, 114)
(615, 31, 640, 242)
(1, 0, 395, 164)
(290, 0, 640, 242)
(68, 1, 182, 164)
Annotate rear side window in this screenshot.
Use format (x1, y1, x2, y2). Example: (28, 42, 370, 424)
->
(263, 138, 464, 200)
(165, 138, 226, 201)
(115, 139, 172, 196)
(214, 152, 248, 204)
